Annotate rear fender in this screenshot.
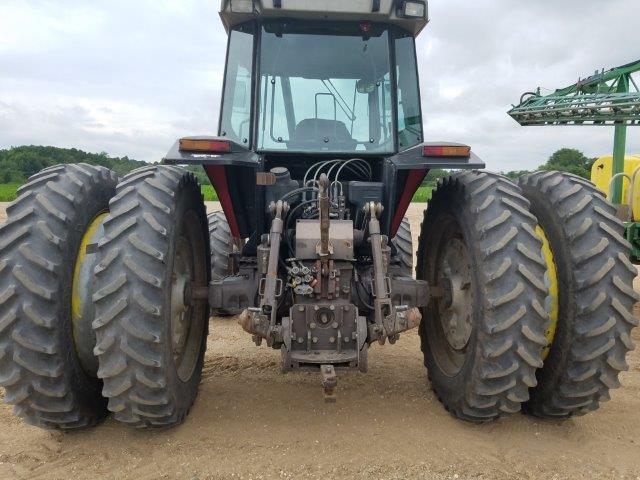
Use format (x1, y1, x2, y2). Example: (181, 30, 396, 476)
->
(384, 143, 485, 237)
(163, 137, 262, 239)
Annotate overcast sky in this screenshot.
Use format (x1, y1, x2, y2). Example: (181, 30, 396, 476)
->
(0, 0, 638, 171)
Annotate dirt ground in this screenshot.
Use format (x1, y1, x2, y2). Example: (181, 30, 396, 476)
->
(0, 201, 639, 480)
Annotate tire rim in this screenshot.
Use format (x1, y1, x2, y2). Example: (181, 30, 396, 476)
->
(71, 212, 109, 377)
(535, 225, 559, 360)
(170, 211, 207, 382)
(427, 217, 475, 377)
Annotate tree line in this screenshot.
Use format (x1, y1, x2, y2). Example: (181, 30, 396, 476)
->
(425, 148, 596, 186)
(0, 145, 210, 186)
(0, 145, 596, 188)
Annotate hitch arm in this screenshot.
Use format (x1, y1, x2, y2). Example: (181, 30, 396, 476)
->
(239, 200, 288, 347)
(366, 202, 394, 343)
(366, 202, 421, 344)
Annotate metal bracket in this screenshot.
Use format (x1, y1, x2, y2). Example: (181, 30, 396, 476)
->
(259, 277, 283, 297)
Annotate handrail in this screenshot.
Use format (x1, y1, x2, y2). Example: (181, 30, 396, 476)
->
(608, 172, 633, 221)
(628, 166, 640, 222)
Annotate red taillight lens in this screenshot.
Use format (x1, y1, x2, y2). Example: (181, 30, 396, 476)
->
(423, 145, 471, 157)
(179, 138, 231, 153)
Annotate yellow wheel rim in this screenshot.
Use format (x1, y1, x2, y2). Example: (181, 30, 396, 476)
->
(72, 213, 108, 336)
(535, 226, 559, 360)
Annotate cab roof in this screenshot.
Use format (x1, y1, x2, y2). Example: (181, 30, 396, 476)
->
(219, 0, 429, 36)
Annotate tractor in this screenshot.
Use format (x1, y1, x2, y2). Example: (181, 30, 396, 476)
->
(0, 0, 637, 429)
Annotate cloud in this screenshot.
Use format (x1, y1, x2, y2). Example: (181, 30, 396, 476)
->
(0, 0, 638, 170)
(418, 0, 640, 170)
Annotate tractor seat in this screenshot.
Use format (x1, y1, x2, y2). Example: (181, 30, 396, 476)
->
(289, 119, 357, 150)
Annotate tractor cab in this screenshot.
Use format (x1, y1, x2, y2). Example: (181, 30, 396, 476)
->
(220, 14, 424, 155)
(165, 0, 482, 243)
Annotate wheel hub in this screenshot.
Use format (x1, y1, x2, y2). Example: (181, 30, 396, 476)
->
(438, 238, 473, 351)
(171, 235, 194, 365)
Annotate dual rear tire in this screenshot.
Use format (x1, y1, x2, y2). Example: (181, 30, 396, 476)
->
(419, 170, 637, 422)
(0, 164, 211, 429)
(519, 172, 638, 417)
(0, 164, 118, 428)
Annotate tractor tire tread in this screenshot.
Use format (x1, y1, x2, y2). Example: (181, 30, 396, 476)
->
(93, 165, 209, 428)
(0, 163, 117, 429)
(417, 171, 548, 422)
(519, 171, 637, 418)
(208, 210, 241, 316)
(392, 217, 413, 277)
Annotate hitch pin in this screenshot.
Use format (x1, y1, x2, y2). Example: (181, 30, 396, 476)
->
(321, 364, 337, 403)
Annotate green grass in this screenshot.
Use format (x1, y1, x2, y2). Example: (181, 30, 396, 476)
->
(201, 185, 219, 202)
(0, 183, 218, 203)
(0, 184, 20, 202)
(412, 186, 431, 203)
(0, 184, 430, 204)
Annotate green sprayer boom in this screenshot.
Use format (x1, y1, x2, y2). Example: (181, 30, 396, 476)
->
(509, 59, 640, 204)
(508, 60, 640, 126)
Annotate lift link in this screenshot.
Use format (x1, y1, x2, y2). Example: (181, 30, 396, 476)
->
(317, 174, 331, 298)
(365, 202, 421, 345)
(239, 200, 289, 347)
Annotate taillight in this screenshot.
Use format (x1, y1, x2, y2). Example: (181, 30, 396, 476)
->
(422, 144, 471, 158)
(179, 138, 231, 153)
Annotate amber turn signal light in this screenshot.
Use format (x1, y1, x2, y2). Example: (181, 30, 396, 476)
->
(422, 145, 471, 157)
(179, 138, 231, 153)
